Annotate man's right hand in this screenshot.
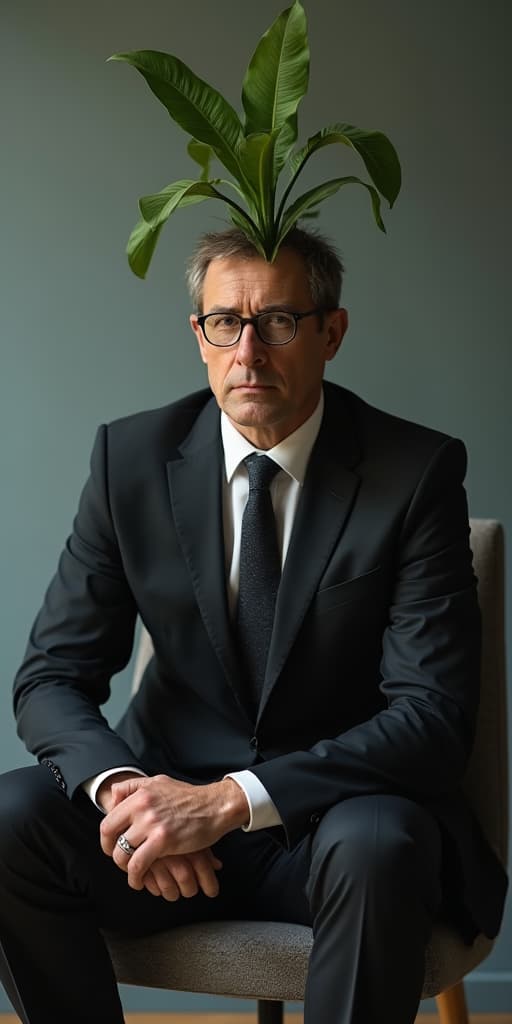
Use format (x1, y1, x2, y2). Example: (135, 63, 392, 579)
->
(97, 771, 222, 899)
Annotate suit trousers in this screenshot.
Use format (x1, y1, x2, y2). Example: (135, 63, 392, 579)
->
(0, 765, 443, 1024)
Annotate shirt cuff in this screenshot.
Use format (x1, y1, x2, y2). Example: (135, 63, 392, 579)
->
(225, 770, 282, 831)
(83, 766, 147, 812)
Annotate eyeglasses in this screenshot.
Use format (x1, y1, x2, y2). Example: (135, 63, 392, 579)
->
(196, 308, 325, 347)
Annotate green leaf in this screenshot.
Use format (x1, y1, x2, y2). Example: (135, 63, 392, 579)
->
(241, 0, 309, 175)
(139, 179, 221, 228)
(236, 131, 280, 235)
(126, 218, 165, 279)
(109, 51, 246, 184)
(128, 181, 214, 278)
(218, 178, 249, 204)
(288, 123, 401, 206)
(132, 177, 264, 275)
(187, 139, 213, 181)
(111, 6, 402, 276)
(139, 177, 260, 234)
(273, 114, 300, 177)
(276, 175, 385, 254)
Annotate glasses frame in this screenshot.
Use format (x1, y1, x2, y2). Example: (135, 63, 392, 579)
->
(196, 308, 326, 347)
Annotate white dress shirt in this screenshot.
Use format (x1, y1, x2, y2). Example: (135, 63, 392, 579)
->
(84, 392, 324, 831)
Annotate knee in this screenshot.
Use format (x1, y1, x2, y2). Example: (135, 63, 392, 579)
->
(0, 765, 65, 860)
(308, 795, 441, 899)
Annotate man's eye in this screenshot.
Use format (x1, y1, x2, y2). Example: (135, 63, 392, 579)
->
(264, 313, 292, 326)
(212, 315, 238, 328)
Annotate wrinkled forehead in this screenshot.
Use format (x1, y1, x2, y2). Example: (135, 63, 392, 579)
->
(201, 249, 312, 313)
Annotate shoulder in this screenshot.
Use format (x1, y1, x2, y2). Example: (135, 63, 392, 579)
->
(325, 380, 451, 442)
(98, 388, 215, 457)
(325, 381, 464, 451)
(323, 381, 467, 483)
(84, 389, 217, 490)
(107, 388, 213, 440)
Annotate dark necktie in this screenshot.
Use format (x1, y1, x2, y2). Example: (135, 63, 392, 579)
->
(237, 453, 281, 716)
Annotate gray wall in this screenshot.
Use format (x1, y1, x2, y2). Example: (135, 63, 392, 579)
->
(2, 0, 510, 1014)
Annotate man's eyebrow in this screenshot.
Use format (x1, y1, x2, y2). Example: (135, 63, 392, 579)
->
(258, 304, 296, 313)
(204, 304, 296, 314)
(204, 306, 239, 314)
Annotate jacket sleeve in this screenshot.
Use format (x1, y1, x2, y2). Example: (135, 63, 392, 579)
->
(13, 424, 144, 797)
(252, 438, 482, 848)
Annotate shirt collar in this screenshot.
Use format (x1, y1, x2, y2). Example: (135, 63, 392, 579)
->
(221, 390, 324, 486)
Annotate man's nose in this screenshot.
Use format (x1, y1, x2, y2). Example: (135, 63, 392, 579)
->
(236, 322, 267, 364)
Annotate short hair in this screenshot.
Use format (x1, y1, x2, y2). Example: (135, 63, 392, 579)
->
(186, 225, 344, 312)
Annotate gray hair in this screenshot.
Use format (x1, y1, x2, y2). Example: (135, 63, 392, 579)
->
(186, 226, 344, 312)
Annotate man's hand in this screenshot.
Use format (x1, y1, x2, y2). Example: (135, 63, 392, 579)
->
(99, 773, 249, 892)
(143, 849, 223, 901)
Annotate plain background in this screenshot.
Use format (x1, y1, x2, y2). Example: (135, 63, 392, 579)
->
(1, 0, 510, 1014)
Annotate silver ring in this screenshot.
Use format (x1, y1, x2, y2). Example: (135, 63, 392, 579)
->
(117, 833, 137, 856)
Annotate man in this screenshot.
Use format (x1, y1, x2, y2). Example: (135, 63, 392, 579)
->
(0, 227, 507, 1024)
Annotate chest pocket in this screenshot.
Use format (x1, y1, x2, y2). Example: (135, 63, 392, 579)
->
(315, 566, 383, 614)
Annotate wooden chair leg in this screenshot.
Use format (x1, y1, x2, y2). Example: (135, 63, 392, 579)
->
(435, 981, 469, 1024)
(257, 997, 284, 1023)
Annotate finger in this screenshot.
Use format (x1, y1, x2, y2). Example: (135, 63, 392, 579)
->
(147, 862, 180, 902)
(166, 857, 200, 899)
(142, 869, 164, 898)
(100, 813, 130, 857)
(109, 783, 132, 809)
(100, 796, 140, 856)
(206, 849, 223, 870)
(109, 777, 147, 805)
(126, 832, 170, 890)
(97, 773, 146, 815)
(189, 852, 220, 898)
(111, 831, 140, 873)
(101, 778, 167, 858)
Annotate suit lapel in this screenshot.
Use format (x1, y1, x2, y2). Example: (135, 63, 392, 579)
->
(257, 388, 361, 722)
(166, 399, 246, 713)
(166, 386, 362, 725)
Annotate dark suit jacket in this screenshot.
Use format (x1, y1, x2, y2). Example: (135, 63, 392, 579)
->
(13, 382, 507, 940)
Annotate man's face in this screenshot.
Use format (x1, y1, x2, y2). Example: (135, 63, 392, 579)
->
(190, 248, 348, 449)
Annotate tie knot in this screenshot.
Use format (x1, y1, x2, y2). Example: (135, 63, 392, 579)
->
(244, 453, 280, 491)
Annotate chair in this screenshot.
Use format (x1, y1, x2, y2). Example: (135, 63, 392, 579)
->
(107, 519, 508, 1024)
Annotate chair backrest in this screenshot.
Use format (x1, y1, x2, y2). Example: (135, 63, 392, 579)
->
(132, 621, 153, 693)
(131, 518, 508, 865)
(463, 519, 508, 866)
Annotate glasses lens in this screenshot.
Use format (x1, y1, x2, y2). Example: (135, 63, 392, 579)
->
(204, 314, 241, 346)
(258, 312, 295, 344)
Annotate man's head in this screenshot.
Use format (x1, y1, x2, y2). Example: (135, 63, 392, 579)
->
(188, 227, 348, 450)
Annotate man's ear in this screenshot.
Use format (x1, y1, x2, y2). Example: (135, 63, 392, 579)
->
(325, 308, 349, 362)
(190, 314, 208, 365)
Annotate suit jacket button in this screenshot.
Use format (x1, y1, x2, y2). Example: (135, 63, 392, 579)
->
(249, 736, 258, 751)
(310, 813, 320, 826)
